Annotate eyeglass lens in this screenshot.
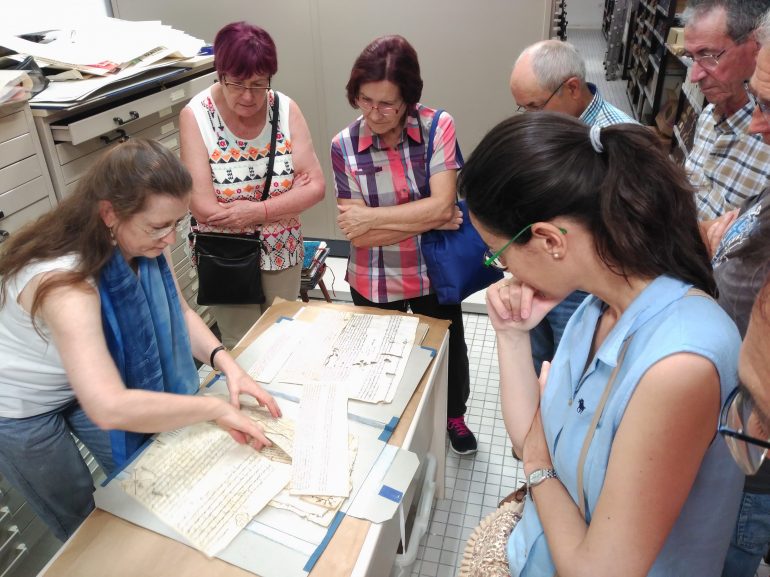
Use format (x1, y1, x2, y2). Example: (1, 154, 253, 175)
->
(723, 389, 768, 475)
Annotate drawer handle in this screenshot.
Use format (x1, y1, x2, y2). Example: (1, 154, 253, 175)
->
(0, 210, 4, 220)
(0, 231, 8, 245)
(0, 506, 9, 524)
(0, 543, 28, 577)
(113, 110, 140, 125)
(0, 525, 19, 555)
(100, 129, 129, 145)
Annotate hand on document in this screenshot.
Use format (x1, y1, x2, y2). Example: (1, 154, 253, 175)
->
(216, 367, 282, 450)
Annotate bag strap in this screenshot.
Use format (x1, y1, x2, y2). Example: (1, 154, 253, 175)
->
(423, 109, 464, 198)
(575, 335, 633, 518)
(261, 90, 280, 202)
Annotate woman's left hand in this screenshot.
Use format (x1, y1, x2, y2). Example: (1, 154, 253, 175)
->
(226, 372, 282, 418)
(337, 204, 376, 239)
(523, 361, 554, 476)
(205, 200, 259, 229)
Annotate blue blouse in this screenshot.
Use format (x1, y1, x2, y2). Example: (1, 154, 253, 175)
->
(508, 275, 744, 576)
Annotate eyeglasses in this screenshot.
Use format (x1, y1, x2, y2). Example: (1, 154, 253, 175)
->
(139, 217, 185, 240)
(680, 47, 729, 71)
(746, 81, 770, 125)
(483, 224, 568, 270)
(356, 95, 403, 117)
(719, 386, 770, 475)
(516, 78, 569, 113)
(222, 76, 271, 95)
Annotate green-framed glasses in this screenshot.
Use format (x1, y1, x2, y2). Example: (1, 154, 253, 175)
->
(483, 224, 568, 270)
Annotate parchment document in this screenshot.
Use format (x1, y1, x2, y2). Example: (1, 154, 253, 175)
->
(290, 382, 350, 497)
(120, 423, 290, 557)
(278, 312, 419, 403)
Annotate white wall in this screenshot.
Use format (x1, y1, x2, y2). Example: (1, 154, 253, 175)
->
(5, 0, 111, 34)
(567, 0, 604, 29)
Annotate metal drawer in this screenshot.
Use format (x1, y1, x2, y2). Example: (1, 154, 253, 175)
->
(0, 157, 42, 197)
(0, 134, 34, 171)
(0, 197, 53, 236)
(49, 71, 216, 145)
(0, 177, 51, 223)
(54, 101, 186, 166)
(0, 112, 28, 146)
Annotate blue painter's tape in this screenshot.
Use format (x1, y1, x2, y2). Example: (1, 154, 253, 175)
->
(276, 316, 294, 323)
(378, 416, 400, 442)
(379, 484, 403, 503)
(303, 511, 345, 572)
(205, 372, 222, 388)
(420, 345, 436, 358)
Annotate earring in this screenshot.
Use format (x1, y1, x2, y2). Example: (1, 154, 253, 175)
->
(108, 226, 117, 246)
(553, 253, 560, 259)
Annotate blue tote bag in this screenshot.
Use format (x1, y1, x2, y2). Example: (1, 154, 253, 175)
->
(420, 110, 503, 304)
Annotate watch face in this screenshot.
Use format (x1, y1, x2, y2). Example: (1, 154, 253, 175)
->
(529, 470, 545, 484)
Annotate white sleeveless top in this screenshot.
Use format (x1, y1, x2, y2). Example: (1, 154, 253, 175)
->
(0, 255, 83, 417)
(187, 87, 303, 269)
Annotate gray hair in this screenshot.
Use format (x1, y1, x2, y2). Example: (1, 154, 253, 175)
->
(517, 40, 586, 92)
(758, 8, 770, 45)
(682, 0, 770, 43)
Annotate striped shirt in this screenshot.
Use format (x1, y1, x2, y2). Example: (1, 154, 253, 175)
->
(579, 83, 636, 128)
(331, 105, 463, 303)
(686, 101, 770, 221)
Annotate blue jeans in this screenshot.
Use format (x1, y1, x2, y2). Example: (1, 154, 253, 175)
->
(0, 402, 114, 541)
(530, 290, 589, 374)
(721, 491, 770, 577)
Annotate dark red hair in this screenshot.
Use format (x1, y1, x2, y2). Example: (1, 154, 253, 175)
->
(345, 35, 423, 108)
(214, 22, 278, 81)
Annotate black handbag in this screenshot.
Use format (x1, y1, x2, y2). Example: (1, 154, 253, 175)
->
(190, 92, 280, 306)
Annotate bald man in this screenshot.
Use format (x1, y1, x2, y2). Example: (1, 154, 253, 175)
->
(510, 39, 634, 126)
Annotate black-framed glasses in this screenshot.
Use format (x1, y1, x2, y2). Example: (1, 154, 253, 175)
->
(356, 95, 403, 117)
(516, 78, 569, 113)
(483, 224, 568, 270)
(746, 81, 770, 125)
(719, 386, 770, 475)
(222, 76, 271, 95)
(680, 47, 729, 71)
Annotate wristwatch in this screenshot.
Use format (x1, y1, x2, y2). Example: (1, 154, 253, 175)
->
(527, 468, 558, 492)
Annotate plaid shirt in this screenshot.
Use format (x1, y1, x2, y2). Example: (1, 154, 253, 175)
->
(331, 105, 463, 303)
(686, 101, 770, 220)
(580, 83, 636, 127)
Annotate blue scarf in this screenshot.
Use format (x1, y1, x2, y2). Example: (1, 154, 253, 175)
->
(99, 250, 199, 466)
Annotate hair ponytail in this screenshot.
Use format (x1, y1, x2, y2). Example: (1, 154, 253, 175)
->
(459, 113, 716, 295)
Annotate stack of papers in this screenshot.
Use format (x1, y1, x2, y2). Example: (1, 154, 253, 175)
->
(0, 18, 207, 107)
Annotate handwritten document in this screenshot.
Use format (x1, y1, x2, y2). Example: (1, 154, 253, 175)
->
(241, 403, 357, 526)
(121, 423, 290, 557)
(277, 312, 419, 403)
(290, 383, 350, 497)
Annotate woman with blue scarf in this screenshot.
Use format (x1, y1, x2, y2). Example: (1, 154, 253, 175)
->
(0, 139, 280, 542)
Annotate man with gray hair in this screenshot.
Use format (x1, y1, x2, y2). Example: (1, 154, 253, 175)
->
(510, 39, 634, 126)
(509, 39, 634, 375)
(683, 0, 770, 221)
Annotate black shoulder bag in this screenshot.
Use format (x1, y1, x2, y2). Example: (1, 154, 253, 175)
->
(191, 92, 280, 306)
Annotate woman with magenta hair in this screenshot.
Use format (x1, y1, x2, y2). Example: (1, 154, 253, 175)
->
(330, 35, 476, 455)
(180, 22, 324, 348)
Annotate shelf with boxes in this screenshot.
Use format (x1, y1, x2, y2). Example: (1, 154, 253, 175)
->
(624, 0, 687, 125)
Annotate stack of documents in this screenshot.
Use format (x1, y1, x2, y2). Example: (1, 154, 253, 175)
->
(0, 18, 206, 107)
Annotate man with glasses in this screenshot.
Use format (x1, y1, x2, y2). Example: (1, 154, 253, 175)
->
(711, 10, 770, 576)
(509, 40, 634, 125)
(682, 0, 770, 222)
(509, 39, 634, 376)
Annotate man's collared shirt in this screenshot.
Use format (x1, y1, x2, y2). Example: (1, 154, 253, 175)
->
(580, 82, 636, 127)
(686, 101, 770, 220)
